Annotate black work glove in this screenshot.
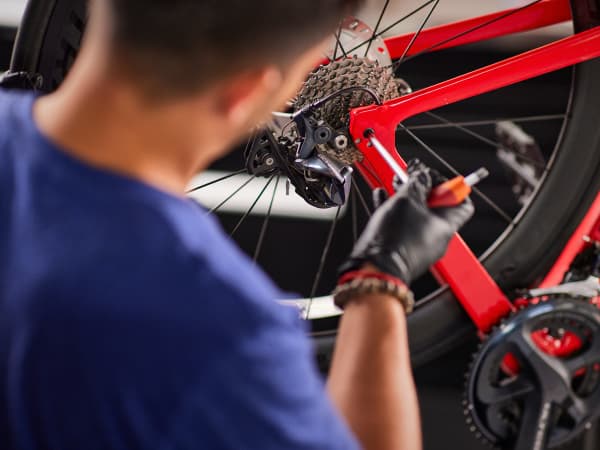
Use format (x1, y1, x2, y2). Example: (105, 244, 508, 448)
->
(339, 162, 475, 285)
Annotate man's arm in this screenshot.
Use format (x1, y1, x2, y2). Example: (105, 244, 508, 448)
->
(327, 163, 474, 450)
(328, 293, 421, 450)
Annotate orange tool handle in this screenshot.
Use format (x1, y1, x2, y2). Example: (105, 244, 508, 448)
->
(427, 167, 489, 208)
(428, 176, 472, 208)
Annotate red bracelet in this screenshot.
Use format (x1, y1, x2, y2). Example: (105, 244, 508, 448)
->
(338, 270, 408, 290)
(333, 270, 414, 313)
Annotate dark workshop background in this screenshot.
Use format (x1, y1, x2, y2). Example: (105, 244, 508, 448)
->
(1, 9, 597, 450)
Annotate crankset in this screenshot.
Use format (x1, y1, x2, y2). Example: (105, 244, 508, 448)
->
(463, 224, 600, 450)
(465, 297, 600, 450)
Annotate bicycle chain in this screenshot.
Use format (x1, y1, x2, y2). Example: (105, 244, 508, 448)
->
(293, 57, 403, 165)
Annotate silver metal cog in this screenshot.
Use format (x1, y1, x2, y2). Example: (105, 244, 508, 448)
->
(292, 17, 410, 165)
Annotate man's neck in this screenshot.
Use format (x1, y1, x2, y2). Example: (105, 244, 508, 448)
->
(33, 51, 216, 196)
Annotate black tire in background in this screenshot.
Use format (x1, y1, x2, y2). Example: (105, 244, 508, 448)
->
(9, 0, 600, 368)
(10, 0, 85, 93)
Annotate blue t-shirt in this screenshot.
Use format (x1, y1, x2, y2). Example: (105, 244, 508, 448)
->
(0, 90, 359, 450)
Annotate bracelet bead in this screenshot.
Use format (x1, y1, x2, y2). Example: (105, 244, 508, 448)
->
(333, 272, 415, 314)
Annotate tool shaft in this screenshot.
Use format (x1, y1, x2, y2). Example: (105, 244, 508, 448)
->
(368, 136, 409, 184)
(367, 133, 487, 207)
(464, 168, 490, 188)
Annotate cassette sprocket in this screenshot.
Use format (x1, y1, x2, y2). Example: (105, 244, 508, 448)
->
(293, 57, 405, 165)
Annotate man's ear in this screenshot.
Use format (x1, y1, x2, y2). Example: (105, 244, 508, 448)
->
(218, 67, 283, 127)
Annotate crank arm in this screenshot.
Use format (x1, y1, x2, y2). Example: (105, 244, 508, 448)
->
(528, 276, 600, 298)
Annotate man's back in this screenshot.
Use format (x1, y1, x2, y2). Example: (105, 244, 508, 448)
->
(0, 90, 358, 450)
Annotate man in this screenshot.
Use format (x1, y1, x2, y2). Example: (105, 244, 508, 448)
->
(0, 0, 473, 449)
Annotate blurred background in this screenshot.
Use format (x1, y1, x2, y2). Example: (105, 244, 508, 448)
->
(0, 1, 594, 449)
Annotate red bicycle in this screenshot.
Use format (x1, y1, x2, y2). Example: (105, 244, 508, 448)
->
(5, 0, 600, 448)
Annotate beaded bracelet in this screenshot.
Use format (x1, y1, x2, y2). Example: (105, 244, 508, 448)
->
(333, 270, 415, 314)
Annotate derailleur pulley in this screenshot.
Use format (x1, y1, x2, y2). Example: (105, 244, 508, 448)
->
(245, 109, 353, 209)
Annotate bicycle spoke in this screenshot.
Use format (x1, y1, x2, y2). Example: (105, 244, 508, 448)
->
(344, 0, 437, 56)
(360, 158, 388, 189)
(399, 123, 514, 223)
(333, 22, 348, 60)
(405, 114, 566, 131)
(399, 0, 544, 65)
(253, 176, 280, 262)
(230, 176, 275, 237)
(351, 187, 359, 244)
(187, 169, 247, 194)
(352, 177, 373, 217)
(423, 112, 546, 169)
(394, 0, 440, 68)
(208, 175, 256, 215)
(306, 206, 342, 320)
(364, 0, 391, 57)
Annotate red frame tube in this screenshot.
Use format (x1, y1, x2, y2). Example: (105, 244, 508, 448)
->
(352, 26, 600, 133)
(539, 193, 600, 287)
(349, 20, 600, 331)
(384, 0, 571, 58)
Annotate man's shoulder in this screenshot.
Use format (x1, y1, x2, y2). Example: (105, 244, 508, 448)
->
(0, 88, 34, 145)
(0, 89, 37, 176)
(55, 200, 288, 327)
(17, 197, 303, 374)
(0, 88, 33, 122)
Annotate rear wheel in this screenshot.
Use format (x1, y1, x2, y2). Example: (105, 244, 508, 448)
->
(8, 0, 600, 368)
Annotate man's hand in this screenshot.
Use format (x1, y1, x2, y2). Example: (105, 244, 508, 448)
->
(339, 162, 474, 284)
(328, 163, 473, 450)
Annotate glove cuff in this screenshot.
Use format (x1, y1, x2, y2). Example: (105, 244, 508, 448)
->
(338, 251, 411, 285)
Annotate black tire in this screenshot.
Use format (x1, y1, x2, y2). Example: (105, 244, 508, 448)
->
(10, 0, 85, 93)
(9, 0, 600, 368)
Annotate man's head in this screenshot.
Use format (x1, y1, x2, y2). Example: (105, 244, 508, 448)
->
(41, 0, 365, 191)
(73, 0, 365, 169)
(104, 0, 365, 99)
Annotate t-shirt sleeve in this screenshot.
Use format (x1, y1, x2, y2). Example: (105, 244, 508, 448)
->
(164, 307, 361, 450)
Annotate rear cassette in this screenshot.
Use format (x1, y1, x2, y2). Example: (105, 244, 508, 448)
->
(294, 57, 404, 165)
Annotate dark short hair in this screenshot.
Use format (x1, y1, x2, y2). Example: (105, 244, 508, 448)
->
(106, 0, 364, 97)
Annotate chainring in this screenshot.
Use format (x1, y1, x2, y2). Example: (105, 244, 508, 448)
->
(465, 298, 600, 450)
(293, 57, 404, 165)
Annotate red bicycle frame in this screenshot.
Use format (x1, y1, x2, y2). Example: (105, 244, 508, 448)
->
(347, 0, 600, 332)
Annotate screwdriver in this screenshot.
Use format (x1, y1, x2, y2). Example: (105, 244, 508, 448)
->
(368, 134, 489, 208)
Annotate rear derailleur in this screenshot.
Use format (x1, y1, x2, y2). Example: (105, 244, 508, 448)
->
(244, 109, 353, 209)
